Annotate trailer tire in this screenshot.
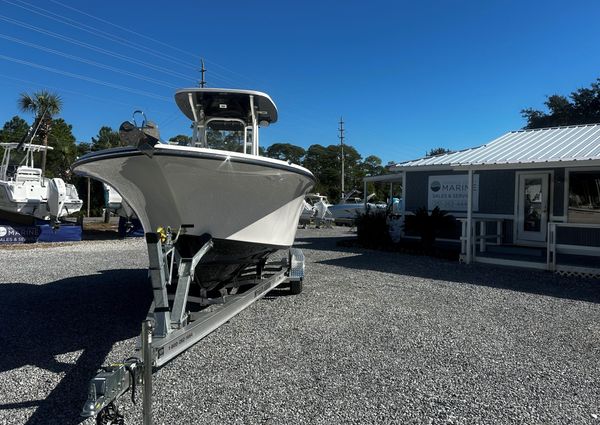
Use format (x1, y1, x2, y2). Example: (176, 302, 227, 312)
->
(290, 279, 303, 295)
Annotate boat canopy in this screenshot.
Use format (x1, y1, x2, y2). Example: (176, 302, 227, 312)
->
(174, 88, 278, 156)
(174, 88, 278, 124)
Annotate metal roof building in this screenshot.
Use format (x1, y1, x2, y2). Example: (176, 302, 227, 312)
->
(364, 123, 600, 276)
(389, 123, 600, 171)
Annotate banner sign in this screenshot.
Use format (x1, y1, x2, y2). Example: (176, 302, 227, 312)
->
(0, 225, 40, 243)
(428, 174, 479, 212)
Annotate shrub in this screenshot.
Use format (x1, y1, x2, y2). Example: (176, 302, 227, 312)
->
(356, 208, 391, 248)
(403, 207, 454, 250)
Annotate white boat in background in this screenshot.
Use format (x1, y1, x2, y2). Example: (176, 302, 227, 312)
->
(103, 182, 136, 221)
(299, 193, 331, 224)
(329, 190, 384, 224)
(72, 88, 315, 289)
(0, 142, 82, 223)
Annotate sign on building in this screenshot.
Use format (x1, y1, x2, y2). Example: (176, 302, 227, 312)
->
(428, 174, 479, 211)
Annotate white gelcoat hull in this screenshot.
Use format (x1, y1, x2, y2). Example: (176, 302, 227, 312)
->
(329, 203, 385, 222)
(329, 203, 367, 220)
(73, 145, 315, 248)
(0, 181, 82, 220)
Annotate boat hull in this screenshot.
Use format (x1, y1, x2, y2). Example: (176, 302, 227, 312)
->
(0, 182, 82, 221)
(72, 146, 314, 286)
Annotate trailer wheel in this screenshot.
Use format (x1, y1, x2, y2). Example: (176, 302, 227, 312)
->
(289, 279, 303, 295)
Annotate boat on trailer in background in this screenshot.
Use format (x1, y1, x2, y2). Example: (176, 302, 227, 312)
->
(329, 189, 385, 225)
(72, 88, 314, 422)
(0, 141, 82, 224)
(103, 182, 136, 222)
(299, 193, 332, 225)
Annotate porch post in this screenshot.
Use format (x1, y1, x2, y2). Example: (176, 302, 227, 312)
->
(400, 171, 406, 236)
(363, 180, 367, 207)
(466, 169, 473, 264)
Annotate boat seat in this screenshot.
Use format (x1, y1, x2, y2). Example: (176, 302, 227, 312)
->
(15, 167, 42, 182)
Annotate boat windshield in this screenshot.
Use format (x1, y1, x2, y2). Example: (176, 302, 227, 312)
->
(203, 119, 250, 153)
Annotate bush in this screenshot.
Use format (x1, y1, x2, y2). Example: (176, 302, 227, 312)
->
(403, 207, 454, 250)
(356, 208, 391, 248)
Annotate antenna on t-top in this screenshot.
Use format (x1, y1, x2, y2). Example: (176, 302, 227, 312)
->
(199, 58, 207, 88)
(339, 117, 345, 199)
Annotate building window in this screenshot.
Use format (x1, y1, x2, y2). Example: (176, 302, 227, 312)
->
(568, 170, 600, 224)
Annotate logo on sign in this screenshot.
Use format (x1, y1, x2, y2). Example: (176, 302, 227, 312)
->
(0, 227, 6, 237)
(427, 174, 479, 212)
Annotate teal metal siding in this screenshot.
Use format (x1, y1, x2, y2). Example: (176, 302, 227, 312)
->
(553, 168, 565, 217)
(477, 170, 515, 215)
(556, 226, 600, 247)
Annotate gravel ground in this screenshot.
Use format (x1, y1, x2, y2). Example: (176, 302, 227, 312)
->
(0, 227, 599, 424)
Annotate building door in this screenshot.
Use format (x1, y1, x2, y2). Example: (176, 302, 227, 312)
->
(516, 172, 550, 243)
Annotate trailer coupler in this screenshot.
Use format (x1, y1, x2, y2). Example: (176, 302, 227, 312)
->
(82, 321, 154, 424)
(81, 358, 142, 419)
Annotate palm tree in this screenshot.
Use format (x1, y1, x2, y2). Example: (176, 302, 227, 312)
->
(18, 90, 63, 175)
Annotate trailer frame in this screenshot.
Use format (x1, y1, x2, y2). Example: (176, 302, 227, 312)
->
(81, 228, 305, 424)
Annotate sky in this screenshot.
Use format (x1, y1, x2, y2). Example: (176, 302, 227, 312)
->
(0, 0, 599, 165)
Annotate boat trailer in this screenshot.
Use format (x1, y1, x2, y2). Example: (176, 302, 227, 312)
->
(81, 227, 305, 424)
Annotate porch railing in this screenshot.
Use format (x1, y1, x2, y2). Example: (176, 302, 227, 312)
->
(458, 218, 503, 261)
(547, 222, 600, 276)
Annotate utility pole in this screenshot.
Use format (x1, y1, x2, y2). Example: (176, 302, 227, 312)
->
(338, 117, 345, 199)
(199, 58, 206, 88)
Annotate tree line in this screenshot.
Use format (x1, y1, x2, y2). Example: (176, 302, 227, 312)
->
(521, 77, 600, 129)
(0, 91, 391, 215)
(2, 78, 599, 214)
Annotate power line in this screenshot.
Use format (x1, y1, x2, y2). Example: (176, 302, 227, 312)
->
(0, 14, 197, 82)
(3, 0, 199, 72)
(0, 33, 179, 89)
(0, 72, 138, 108)
(0, 53, 172, 101)
(203, 58, 264, 87)
(49, 0, 199, 60)
(46, 0, 254, 87)
(6, 0, 271, 89)
(0, 3, 326, 140)
(159, 113, 187, 133)
(0, 73, 188, 138)
(7, 0, 236, 88)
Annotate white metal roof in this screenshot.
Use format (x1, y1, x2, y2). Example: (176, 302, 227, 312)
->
(390, 123, 600, 171)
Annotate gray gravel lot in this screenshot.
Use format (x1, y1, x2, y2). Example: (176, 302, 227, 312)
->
(0, 226, 599, 424)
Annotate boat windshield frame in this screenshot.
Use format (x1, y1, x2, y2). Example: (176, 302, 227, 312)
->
(0, 143, 51, 181)
(197, 117, 251, 154)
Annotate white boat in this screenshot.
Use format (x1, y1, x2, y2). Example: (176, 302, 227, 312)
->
(72, 88, 315, 288)
(299, 193, 331, 224)
(329, 190, 384, 223)
(103, 182, 136, 221)
(0, 142, 83, 222)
